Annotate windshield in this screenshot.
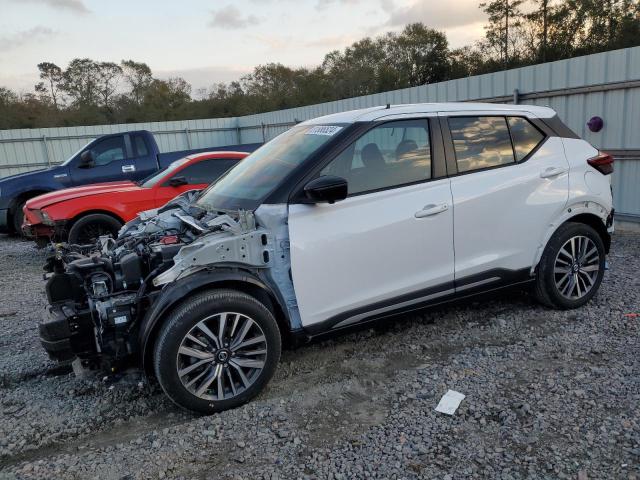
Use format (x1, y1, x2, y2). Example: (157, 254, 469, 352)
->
(140, 157, 190, 188)
(197, 124, 344, 210)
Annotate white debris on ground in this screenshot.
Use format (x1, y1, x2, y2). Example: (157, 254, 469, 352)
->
(435, 390, 466, 415)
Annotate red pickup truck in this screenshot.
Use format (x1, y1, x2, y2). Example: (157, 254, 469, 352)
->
(22, 151, 247, 245)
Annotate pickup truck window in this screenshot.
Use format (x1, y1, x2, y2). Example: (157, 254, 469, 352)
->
(91, 136, 126, 166)
(132, 134, 149, 157)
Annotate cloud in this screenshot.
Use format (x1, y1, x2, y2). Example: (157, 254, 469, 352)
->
(209, 5, 262, 29)
(12, 0, 90, 14)
(155, 65, 253, 91)
(384, 0, 486, 30)
(304, 34, 358, 49)
(316, 0, 360, 9)
(0, 26, 57, 50)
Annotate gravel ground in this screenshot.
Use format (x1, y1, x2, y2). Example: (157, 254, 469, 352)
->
(0, 232, 638, 480)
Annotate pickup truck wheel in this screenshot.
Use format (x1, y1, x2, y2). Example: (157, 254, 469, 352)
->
(67, 214, 122, 244)
(534, 223, 605, 309)
(153, 289, 281, 414)
(11, 200, 26, 236)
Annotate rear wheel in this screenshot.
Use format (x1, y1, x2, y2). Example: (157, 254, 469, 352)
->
(67, 213, 122, 244)
(534, 222, 605, 309)
(153, 289, 281, 414)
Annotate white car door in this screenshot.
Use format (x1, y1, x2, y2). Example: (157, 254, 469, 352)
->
(288, 118, 455, 329)
(441, 112, 570, 285)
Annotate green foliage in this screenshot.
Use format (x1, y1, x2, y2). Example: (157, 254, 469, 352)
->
(0, 0, 638, 130)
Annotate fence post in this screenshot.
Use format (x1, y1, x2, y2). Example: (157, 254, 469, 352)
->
(513, 88, 520, 104)
(236, 125, 242, 145)
(184, 128, 192, 149)
(261, 123, 266, 143)
(42, 135, 52, 167)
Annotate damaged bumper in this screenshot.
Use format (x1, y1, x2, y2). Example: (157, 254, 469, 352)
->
(39, 310, 75, 362)
(39, 303, 98, 363)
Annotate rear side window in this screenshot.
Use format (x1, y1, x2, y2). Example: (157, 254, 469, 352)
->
(449, 117, 514, 173)
(133, 135, 149, 157)
(508, 117, 544, 161)
(165, 158, 239, 186)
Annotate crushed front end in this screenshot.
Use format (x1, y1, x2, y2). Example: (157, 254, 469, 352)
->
(39, 190, 293, 374)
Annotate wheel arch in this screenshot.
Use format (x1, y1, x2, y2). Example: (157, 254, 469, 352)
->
(533, 204, 611, 272)
(69, 209, 126, 227)
(9, 189, 52, 227)
(138, 269, 292, 377)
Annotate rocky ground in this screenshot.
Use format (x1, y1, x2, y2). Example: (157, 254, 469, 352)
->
(0, 233, 638, 480)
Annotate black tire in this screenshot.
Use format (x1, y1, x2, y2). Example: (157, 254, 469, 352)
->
(153, 289, 281, 414)
(67, 214, 123, 244)
(534, 222, 606, 309)
(11, 200, 26, 236)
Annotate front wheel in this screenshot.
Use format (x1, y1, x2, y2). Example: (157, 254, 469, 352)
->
(534, 222, 606, 309)
(67, 213, 123, 244)
(153, 289, 281, 414)
(11, 200, 26, 236)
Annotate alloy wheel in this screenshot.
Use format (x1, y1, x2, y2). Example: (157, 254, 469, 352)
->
(553, 235, 600, 300)
(176, 312, 267, 401)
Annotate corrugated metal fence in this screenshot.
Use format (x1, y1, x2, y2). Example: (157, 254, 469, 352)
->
(1, 46, 639, 219)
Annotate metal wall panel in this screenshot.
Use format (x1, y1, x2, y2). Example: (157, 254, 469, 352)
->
(613, 159, 640, 219)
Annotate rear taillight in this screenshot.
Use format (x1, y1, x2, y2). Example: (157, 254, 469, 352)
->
(587, 152, 614, 175)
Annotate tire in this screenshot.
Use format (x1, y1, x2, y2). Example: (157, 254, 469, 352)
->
(534, 222, 606, 309)
(153, 289, 281, 414)
(67, 214, 123, 244)
(11, 200, 26, 236)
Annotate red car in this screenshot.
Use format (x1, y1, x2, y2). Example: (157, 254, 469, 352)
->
(22, 151, 247, 245)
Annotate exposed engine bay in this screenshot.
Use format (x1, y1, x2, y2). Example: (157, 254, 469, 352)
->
(40, 190, 299, 373)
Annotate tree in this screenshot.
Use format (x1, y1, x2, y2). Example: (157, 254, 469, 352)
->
(387, 24, 450, 86)
(95, 62, 122, 112)
(121, 60, 153, 104)
(35, 62, 64, 108)
(61, 58, 102, 107)
(480, 0, 525, 67)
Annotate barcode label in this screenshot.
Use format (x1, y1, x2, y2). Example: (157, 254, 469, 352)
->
(305, 125, 343, 136)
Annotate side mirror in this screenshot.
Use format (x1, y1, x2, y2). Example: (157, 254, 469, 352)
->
(304, 175, 348, 204)
(168, 176, 188, 187)
(78, 150, 95, 169)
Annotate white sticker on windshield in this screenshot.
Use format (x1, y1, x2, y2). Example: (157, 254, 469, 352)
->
(305, 125, 343, 136)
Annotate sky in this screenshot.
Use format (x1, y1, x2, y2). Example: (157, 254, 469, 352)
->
(0, 0, 488, 94)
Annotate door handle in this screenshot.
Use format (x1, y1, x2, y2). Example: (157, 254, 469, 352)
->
(415, 203, 448, 218)
(122, 164, 136, 173)
(540, 166, 567, 178)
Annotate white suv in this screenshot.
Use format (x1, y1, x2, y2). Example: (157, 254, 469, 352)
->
(42, 103, 614, 413)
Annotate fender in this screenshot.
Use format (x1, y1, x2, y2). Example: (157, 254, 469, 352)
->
(530, 200, 612, 274)
(138, 267, 292, 373)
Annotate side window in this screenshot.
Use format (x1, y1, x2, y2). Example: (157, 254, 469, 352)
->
(448, 116, 515, 173)
(508, 117, 545, 161)
(320, 119, 431, 195)
(166, 159, 239, 185)
(132, 135, 149, 157)
(91, 136, 126, 167)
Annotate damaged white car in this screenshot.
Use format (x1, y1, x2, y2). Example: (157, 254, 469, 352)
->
(40, 103, 614, 413)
